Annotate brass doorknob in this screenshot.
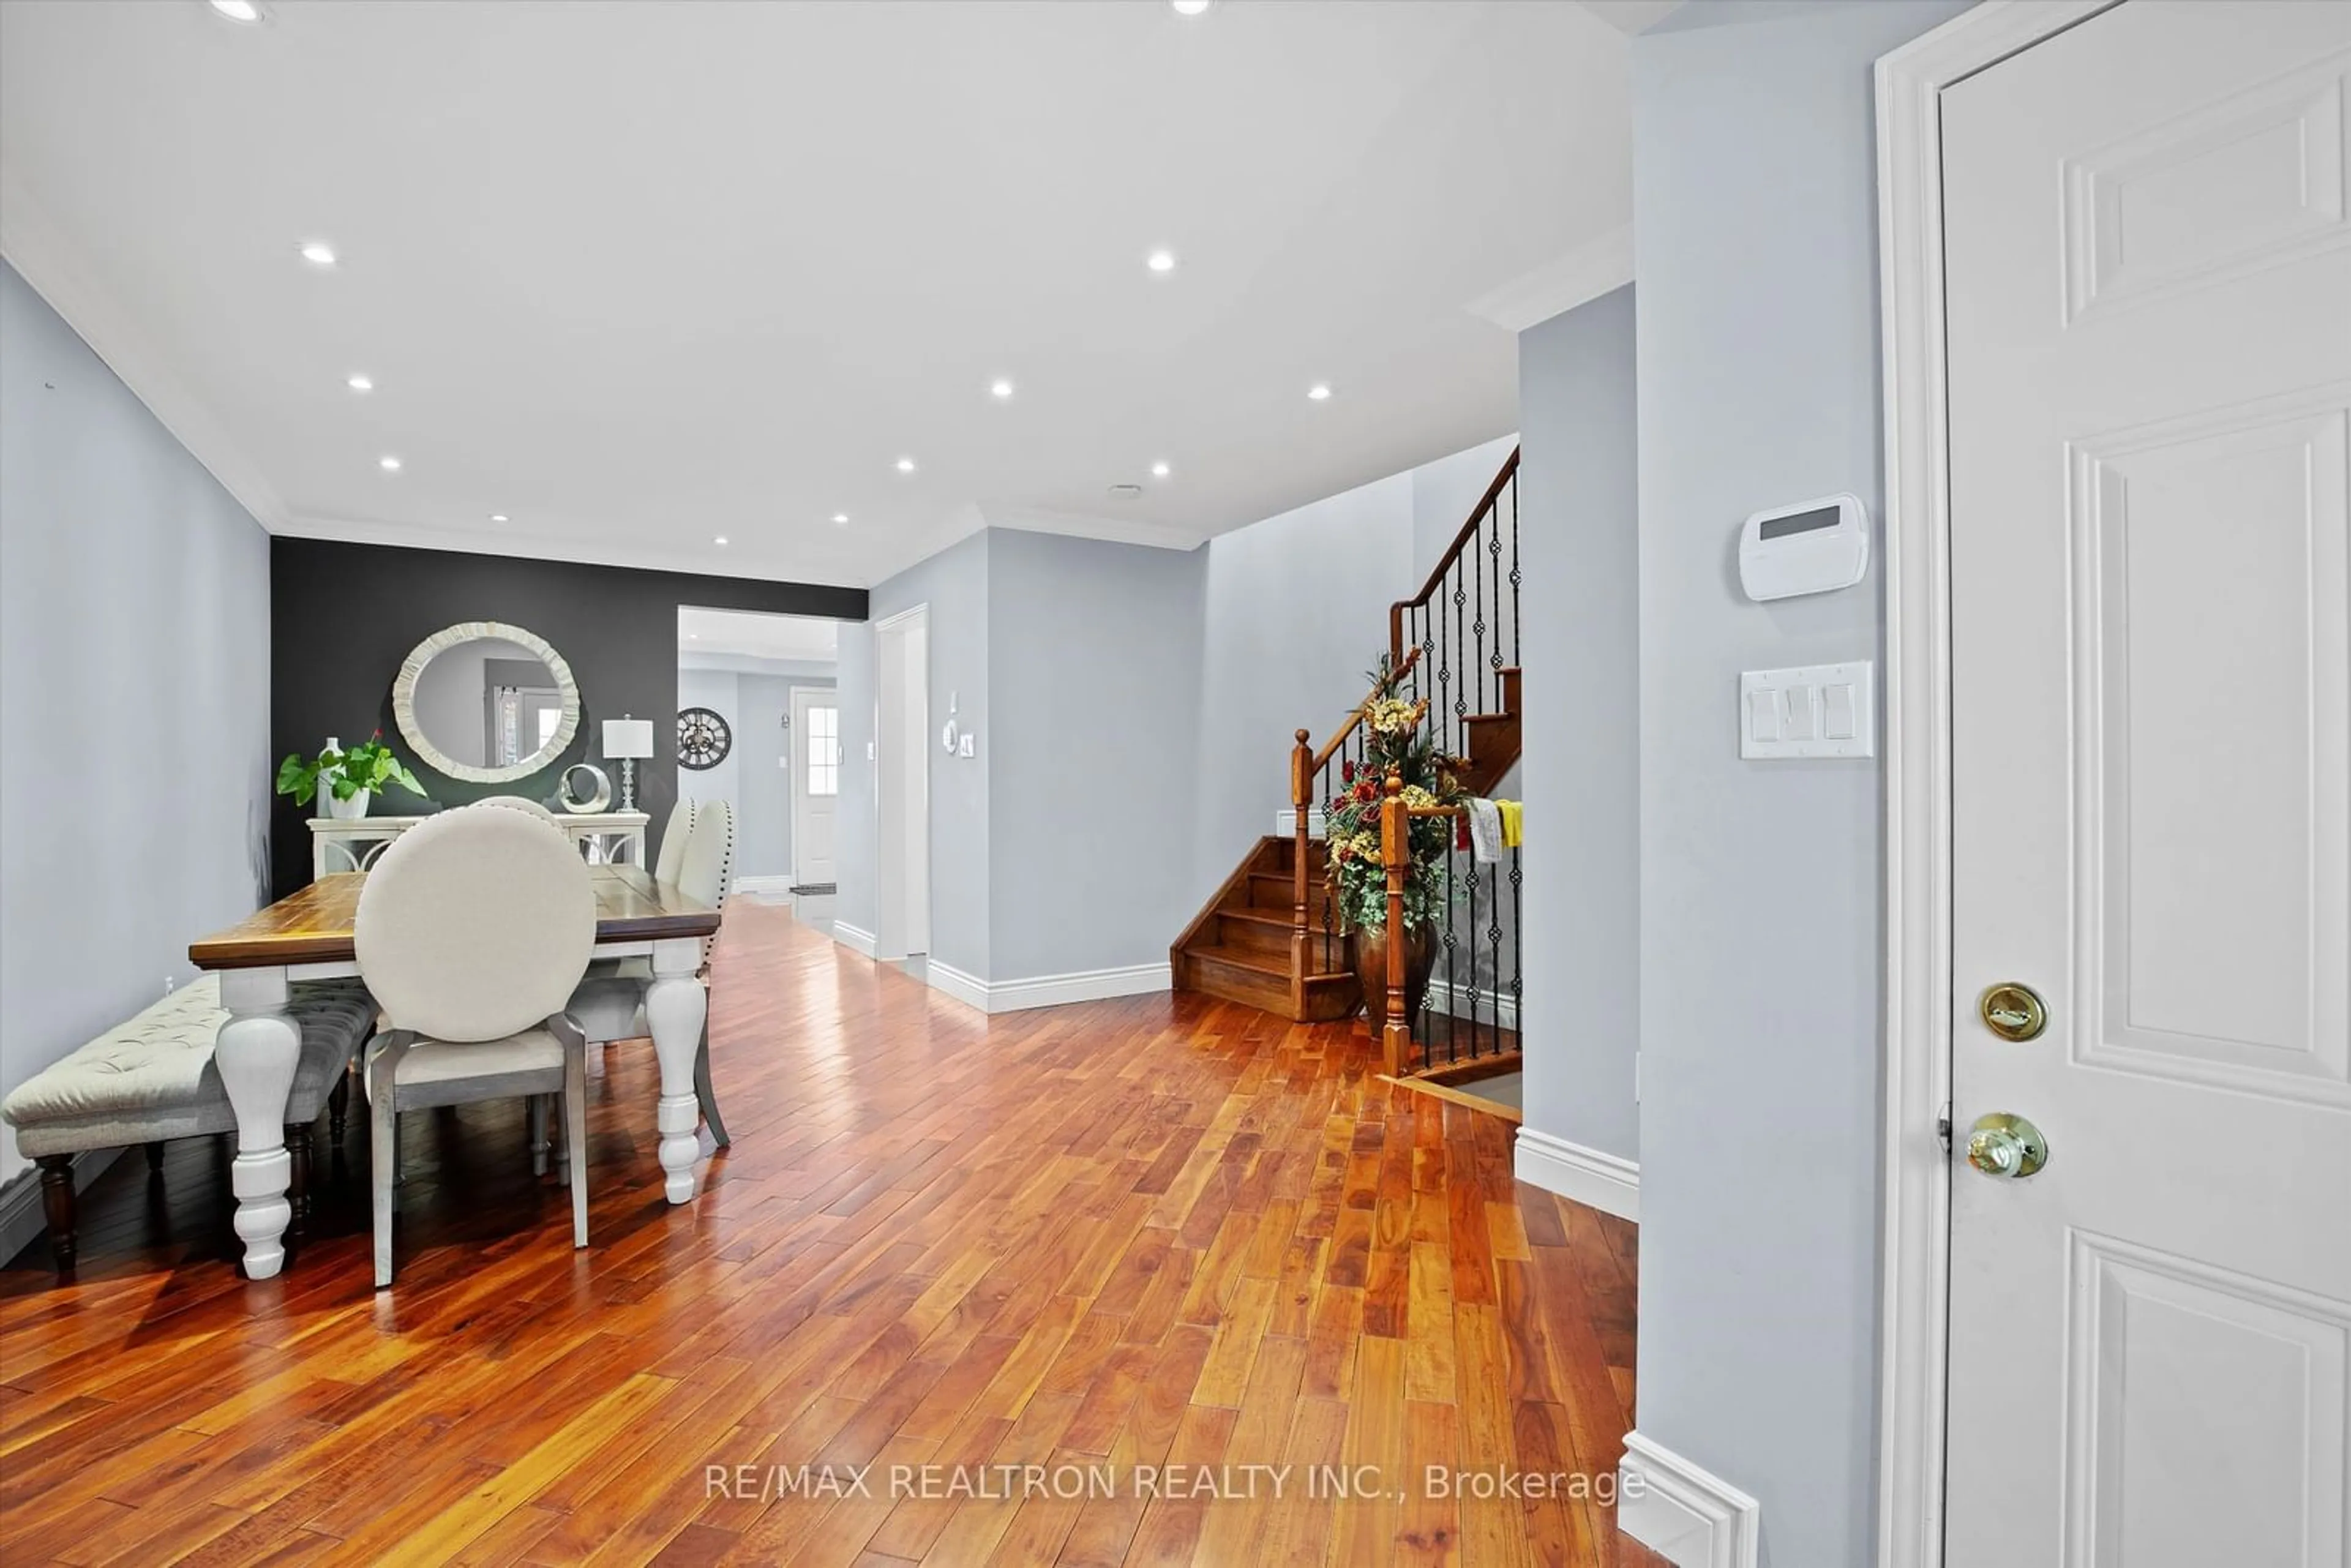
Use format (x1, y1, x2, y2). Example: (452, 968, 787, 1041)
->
(1979, 983, 2047, 1041)
(1966, 1112, 2049, 1179)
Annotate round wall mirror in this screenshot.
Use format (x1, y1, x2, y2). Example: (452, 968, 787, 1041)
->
(391, 621, 582, 784)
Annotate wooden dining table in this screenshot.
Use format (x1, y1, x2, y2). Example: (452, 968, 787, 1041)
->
(189, 865, 722, 1280)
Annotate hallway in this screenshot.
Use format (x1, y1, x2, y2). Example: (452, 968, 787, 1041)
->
(1, 902, 1655, 1565)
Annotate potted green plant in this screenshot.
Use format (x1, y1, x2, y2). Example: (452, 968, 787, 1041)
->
(276, 732, 424, 821)
(1322, 655, 1469, 1030)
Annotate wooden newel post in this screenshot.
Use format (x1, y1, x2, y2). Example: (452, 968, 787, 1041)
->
(1291, 728, 1314, 1012)
(1381, 770, 1411, 1075)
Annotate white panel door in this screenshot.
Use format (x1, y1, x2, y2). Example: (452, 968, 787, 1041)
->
(791, 688, 839, 887)
(1944, 4, 2351, 1562)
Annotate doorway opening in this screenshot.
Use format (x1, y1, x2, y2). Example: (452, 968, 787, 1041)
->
(675, 606, 846, 923)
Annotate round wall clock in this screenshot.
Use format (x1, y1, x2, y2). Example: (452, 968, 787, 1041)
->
(677, 707, 732, 771)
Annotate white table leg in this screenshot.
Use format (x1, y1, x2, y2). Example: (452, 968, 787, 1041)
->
(216, 967, 300, 1278)
(644, 936, 708, 1204)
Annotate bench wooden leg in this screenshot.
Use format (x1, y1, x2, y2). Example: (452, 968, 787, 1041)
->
(286, 1124, 312, 1237)
(35, 1155, 75, 1274)
(328, 1071, 351, 1146)
(144, 1141, 165, 1176)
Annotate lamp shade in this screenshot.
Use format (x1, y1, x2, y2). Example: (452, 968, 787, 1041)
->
(602, 718, 655, 760)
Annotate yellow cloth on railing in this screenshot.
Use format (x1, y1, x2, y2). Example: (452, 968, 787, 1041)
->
(1498, 800, 1522, 847)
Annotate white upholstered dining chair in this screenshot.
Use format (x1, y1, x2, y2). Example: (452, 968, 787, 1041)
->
(354, 805, 597, 1286)
(477, 794, 560, 820)
(651, 797, 696, 885)
(568, 797, 733, 1146)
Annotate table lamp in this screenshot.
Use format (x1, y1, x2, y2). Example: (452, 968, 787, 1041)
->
(602, 716, 655, 811)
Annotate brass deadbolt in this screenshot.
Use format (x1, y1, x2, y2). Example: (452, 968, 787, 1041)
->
(1979, 983, 2048, 1042)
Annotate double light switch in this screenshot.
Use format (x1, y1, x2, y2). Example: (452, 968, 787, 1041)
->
(1741, 661, 1873, 759)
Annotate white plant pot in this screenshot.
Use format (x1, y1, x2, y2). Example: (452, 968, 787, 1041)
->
(324, 789, 372, 821)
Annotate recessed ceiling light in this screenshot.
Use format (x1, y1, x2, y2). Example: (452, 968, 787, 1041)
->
(1171, 0, 1213, 15)
(989, 378, 1015, 400)
(831, 513, 850, 525)
(299, 241, 337, 268)
(1109, 483, 1144, 500)
(208, 0, 263, 22)
(1146, 249, 1178, 274)
(378, 455, 401, 471)
(345, 373, 373, 392)
(896, 457, 917, 474)
(1151, 461, 1172, 479)
(714, 536, 729, 546)
(1307, 383, 1332, 401)
(489, 513, 509, 523)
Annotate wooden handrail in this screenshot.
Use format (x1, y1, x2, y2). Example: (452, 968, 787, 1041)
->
(1388, 446, 1520, 664)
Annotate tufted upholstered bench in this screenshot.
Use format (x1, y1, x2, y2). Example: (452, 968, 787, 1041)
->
(1, 973, 376, 1272)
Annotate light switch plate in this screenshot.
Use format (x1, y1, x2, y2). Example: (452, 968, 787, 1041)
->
(1741, 661, 1873, 759)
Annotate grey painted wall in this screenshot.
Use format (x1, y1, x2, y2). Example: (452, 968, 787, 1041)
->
(1193, 470, 1415, 901)
(989, 530, 1205, 980)
(1627, 6, 1968, 1564)
(676, 666, 744, 825)
(1517, 286, 1640, 1163)
(0, 261, 273, 1186)
(836, 530, 991, 973)
(675, 662, 839, 884)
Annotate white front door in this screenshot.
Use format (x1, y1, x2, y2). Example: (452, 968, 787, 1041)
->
(791, 687, 839, 888)
(1944, 4, 2351, 1561)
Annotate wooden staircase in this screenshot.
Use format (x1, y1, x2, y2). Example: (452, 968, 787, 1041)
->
(1169, 835, 1361, 1021)
(1172, 447, 1526, 1029)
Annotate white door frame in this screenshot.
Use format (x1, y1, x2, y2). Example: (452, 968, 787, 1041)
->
(1873, 4, 2121, 1562)
(874, 604, 931, 961)
(789, 684, 838, 888)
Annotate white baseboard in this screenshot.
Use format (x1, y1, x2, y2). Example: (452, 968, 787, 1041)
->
(1424, 979, 1520, 1030)
(1513, 1127, 1640, 1221)
(924, 959, 1171, 1015)
(731, 875, 795, 897)
(832, 921, 879, 958)
(1618, 1431, 1760, 1568)
(0, 1146, 124, 1267)
(926, 961, 991, 1011)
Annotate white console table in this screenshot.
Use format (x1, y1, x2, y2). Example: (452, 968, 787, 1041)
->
(309, 810, 650, 879)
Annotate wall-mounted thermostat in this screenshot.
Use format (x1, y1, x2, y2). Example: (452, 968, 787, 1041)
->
(1739, 493, 1869, 601)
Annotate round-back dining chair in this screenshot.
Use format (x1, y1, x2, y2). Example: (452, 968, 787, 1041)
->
(354, 805, 596, 1286)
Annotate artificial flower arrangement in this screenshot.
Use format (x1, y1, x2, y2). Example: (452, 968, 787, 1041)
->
(1322, 654, 1470, 934)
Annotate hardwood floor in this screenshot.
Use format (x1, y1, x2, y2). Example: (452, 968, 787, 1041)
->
(0, 902, 1662, 1566)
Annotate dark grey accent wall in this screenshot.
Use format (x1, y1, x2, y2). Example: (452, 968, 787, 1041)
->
(269, 537, 864, 898)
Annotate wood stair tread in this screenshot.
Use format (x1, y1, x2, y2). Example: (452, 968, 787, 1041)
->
(1189, 943, 1354, 986)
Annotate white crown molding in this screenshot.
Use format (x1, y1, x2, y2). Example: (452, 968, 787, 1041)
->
(1572, 0, 1689, 37)
(278, 511, 868, 590)
(678, 651, 839, 678)
(1513, 1127, 1638, 1221)
(1618, 1431, 1761, 1568)
(0, 162, 289, 533)
(984, 511, 1210, 555)
(1466, 223, 1634, 333)
(830, 921, 879, 959)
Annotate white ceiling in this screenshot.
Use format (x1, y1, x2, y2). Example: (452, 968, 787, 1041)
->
(677, 606, 840, 664)
(0, 0, 1632, 588)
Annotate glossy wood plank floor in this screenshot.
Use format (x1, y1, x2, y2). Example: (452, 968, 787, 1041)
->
(0, 902, 1662, 1567)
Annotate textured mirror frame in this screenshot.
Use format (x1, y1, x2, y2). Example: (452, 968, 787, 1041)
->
(391, 620, 582, 784)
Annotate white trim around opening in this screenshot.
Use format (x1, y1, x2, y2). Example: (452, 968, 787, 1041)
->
(1872, 6, 2118, 1564)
